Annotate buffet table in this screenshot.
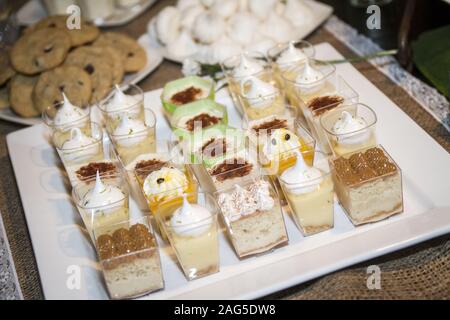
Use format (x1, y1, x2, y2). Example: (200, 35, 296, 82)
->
(1, 0, 449, 300)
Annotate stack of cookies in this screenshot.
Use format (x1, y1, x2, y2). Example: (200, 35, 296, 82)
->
(0, 15, 147, 118)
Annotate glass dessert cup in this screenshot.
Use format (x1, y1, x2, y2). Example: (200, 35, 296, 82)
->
(267, 40, 315, 88)
(54, 122, 121, 187)
(320, 103, 377, 156)
(220, 51, 269, 115)
(329, 145, 403, 225)
(94, 216, 164, 299)
(238, 70, 286, 120)
(97, 84, 145, 133)
(72, 174, 130, 242)
(155, 192, 220, 281)
(278, 150, 335, 236)
(216, 176, 288, 258)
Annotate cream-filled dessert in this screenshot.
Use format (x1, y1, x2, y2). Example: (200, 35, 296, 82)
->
(217, 179, 288, 257)
(78, 172, 129, 239)
(162, 195, 219, 280)
(96, 223, 164, 300)
(330, 146, 403, 225)
(276, 42, 308, 67)
(280, 151, 334, 235)
(239, 76, 285, 120)
(60, 127, 100, 163)
(49, 93, 89, 135)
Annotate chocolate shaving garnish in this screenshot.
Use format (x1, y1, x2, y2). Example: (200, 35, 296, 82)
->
(307, 95, 344, 116)
(186, 113, 221, 131)
(202, 138, 227, 158)
(134, 159, 166, 180)
(212, 159, 253, 182)
(76, 162, 117, 181)
(252, 119, 288, 136)
(171, 86, 202, 105)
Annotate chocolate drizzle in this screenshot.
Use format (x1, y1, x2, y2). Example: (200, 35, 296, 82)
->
(307, 95, 344, 116)
(171, 86, 202, 105)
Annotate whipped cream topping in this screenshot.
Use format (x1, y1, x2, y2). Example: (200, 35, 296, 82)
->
(82, 171, 125, 209)
(295, 60, 324, 88)
(280, 151, 323, 195)
(143, 167, 188, 200)
(54, 93, 87, 127)
(217, 180, 275, 222)
(262, 128, 300, 161)
(170, 195, 213, 237)
(61, 127, 99, 162)
(276, 42, 308, 66)
(241, 76, 279, 109)
(112, 116, 147, 147)
(105, 85, 140, 113)
(233, 54, 264, 78)
(332, 111, 371, 146)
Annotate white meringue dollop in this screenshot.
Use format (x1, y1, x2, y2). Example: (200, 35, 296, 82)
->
(295, 60, 324, 88)
(61, 127, 99, 162)
(54, 93, 87, 127)
(241, 76, 279, 109)
(276, 42, 308, 66)
(112, 116, 147, 147)
(83, 172, 125, 209)
(105, 85, 140, 113)
(170, 195, 213, 237)
(332, 111, 371, 146)
(232, 54, 264, 78)
(281, 151, 323, 195)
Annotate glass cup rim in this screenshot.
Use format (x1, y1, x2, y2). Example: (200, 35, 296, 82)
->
(267, 40, 315, 65)
(281, 59, 336, 86)
(54, 121, 103, 152)
(320, 103, 378, 136)
(97, 83, 144, 114)
(243, 103, 299, 132)
(220, 51, 268, 79)
(41, 101, 90, 129)
(109, 108, 157, 139)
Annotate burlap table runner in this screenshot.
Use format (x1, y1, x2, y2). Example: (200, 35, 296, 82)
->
(0, 0, 448, 300)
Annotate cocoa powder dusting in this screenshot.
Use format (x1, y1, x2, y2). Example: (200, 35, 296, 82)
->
(186, 113, 220, 131)
(212, 159, 253, 182)
(171, 86, 202, 105)
(134, 159, 166, 180)
(252, 119, 288, 135)
(202, 138, 227, 158)
(307, 95, 344, 116)
(76, 162, 117, 181)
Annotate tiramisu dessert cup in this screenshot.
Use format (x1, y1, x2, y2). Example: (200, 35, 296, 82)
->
(238, 72, 285, 120)
(72, 172, 129, 241)
(268, 40, 315, 88)
(156, 193, 220, 280)
(95, 216, 164, 300)
(320, 103, 377, 156)
(221, 52, 268, 114)
(98, 84, 145, 133)
(329, 145, 403, 225)
(279, 150, 335, 236)
(161, 76, 215, 116)
(54, 122, 120, 187)
(42, 93, 91, 139)
(216, 176, 288, 258)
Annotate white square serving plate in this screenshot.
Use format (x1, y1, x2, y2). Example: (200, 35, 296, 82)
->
(7, 43, 450, 300)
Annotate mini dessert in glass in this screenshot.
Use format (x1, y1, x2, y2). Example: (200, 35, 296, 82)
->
(72, 172, 129, 240)
(42, 93, 90, 137)
(221, 52, 268, 114)
(279, 150, 335, 236)
(170, 99, 228, 138)
(156, 193, 220, 281)
(320, 103, 377, 156)
(216, 176, 288, 258)
(161, 76, 215, 115)
(95, 216, 164, 299)
(54, 122, 120, 187)
(98, 84, 144, 133)
(267, 40, 315, 88)
(329, 146, 403, 225)
(238, 72, 285, 120)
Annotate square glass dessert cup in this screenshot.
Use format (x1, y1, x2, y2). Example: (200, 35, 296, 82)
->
(281, 59, 336, 113)
(215, 175, 288, 258)
(220, 51, 269, 114)
(93, 216, 164, 299)
(97, 84, 145, 133)
(278, 150, 335, 236)
(267, 40, 315, 88)
(72, 173, 130, 242)
(237, 70, 286, 120)
(155, 192, 220, 281)
(329, 145, 403, 226)
(320, 103, 377, 156)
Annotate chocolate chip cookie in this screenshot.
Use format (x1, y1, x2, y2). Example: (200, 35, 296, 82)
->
(0, 85, 9, 110)
(64, 46, 114, 103)
(10, 28, 71, 75)
(9, 74, 40, 118)
(101, 46, 125, 85)
(24, 15, 100, 47)
(93, 32, 147, 73)
(0, 50, 16, 86)
(33, 65, 92, 112)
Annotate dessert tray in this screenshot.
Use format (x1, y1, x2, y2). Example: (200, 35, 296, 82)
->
(16, 0, 157, 27)
(0, 35, 163, 127)
(7, 43, 450, 299)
